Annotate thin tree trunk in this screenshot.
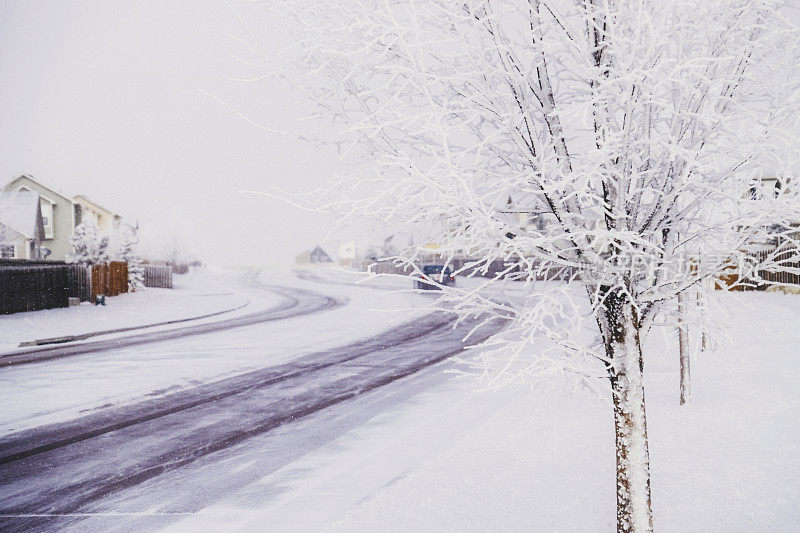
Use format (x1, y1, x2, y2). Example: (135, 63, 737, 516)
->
(697, 289, 707, 351)
(601, 292, 654, 533)
(678, 291, 691, 404)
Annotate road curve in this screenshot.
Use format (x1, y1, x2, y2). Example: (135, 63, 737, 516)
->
(0, 305, 506, 532)
(0, 285, 346, 367)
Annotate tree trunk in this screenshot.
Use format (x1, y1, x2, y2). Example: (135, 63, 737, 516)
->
(678, 291, 691, 404)
(601, 291, 654, 533)
(697, 290, 707, 352)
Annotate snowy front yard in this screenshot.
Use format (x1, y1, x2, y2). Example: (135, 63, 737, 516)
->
(164, 289, 799, 532)
(0, 271, 251, 352)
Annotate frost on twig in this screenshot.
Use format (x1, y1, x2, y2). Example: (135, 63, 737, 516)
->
(253, 0, 800, 388)
(249, 1, 799, 530)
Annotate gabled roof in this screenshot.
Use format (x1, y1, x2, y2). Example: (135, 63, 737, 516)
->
(310, 246, 333, 262)
(3, 174, 72, 204)
(0, 190, 43, 239)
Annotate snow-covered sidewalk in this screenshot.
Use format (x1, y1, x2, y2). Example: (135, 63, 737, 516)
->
(0, 270, 251, 353)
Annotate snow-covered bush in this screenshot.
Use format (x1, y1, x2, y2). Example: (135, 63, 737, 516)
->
(118, 224, 144, 291)
(67, 222, 109, 265)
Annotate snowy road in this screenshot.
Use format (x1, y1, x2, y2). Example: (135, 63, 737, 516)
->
(0, 284, 344, 367)
(0, 275, 504, 532)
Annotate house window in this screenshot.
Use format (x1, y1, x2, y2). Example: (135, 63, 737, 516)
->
(1, 244, 15, 259)
(41, 199, 54, 239)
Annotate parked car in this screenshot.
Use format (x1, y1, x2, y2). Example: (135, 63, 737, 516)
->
(415, 265, 455, 290)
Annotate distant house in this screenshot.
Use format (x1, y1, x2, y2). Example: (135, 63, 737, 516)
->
(295, 246, 334, 264)
(310, 246, 334, 263)
(0, 190, 45, 259)
(2, 175, 123, 261)
(337, 241, 357, 266)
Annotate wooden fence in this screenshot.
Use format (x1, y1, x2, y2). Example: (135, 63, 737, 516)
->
(0, 260, 69, 314)
(1, 259, 148, 313)
(718, 248, 800, 291)
(143, 265, 173, 288)
(90, 263, 107, 303)
(108, 261, 129, 296)
(88, 261, 129, 302)
(755, 248, 800, 287)
(67, 264, 91, 302)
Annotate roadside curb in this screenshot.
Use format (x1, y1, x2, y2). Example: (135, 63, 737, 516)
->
(2, 298, 251, 357)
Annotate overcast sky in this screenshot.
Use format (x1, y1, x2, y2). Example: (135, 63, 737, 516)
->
(3, 2, 798, 267)
(0, 0, 353, 267)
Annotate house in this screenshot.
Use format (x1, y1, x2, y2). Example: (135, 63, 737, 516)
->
(73, 194, 121, 235)
(310, 246, 334, 263)
(337, 241, 357, 266)
(310, 246, 333, 263)
(0, 190, 45, 259)
(747, 176, 786, 200)
(295, 246, 334, 264)
(2, 175, 75, 260)
(1, 175, 123, 261)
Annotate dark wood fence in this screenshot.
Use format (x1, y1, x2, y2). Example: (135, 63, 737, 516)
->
(1, 260, 138, 313)
(0, 260, 69, 314)
(143, 265, 173, 288)
(67, 264, 91, 302)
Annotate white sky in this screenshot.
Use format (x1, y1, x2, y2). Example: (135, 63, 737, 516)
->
(0, 0, 356, 267)
(3, 2, 797, 266)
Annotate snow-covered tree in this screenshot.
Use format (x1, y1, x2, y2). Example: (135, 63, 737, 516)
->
(118, 224, 144, 291)
(259, 1, 800, 530)
(67, 222, 109, 265)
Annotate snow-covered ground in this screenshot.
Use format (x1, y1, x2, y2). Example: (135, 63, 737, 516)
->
(162, 289, 799, 532)
(0, 270, 252, 352)
(0, 267, 431, 434)
(2, 268, 798, 531)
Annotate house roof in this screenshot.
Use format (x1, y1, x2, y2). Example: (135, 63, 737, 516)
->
(2, 175, 127, 221)
(310, 246, 333, 262)
(2, 174, 72, 204)
(0, 190, 42, 239)
(73, 194, 120, 219)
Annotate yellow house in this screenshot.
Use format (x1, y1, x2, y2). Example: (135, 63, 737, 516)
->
(2, 175, 124, 260)
(3, 175, 75, 260)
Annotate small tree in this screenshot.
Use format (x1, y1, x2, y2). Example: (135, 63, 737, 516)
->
(118, 224, 144, 291)
(259, 1, 800, 530)
(67, 222, 109, 265)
